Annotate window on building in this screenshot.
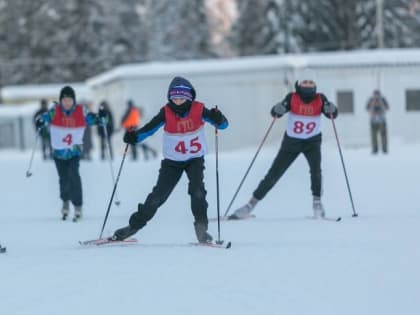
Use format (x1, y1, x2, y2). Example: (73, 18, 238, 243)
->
(336, 91, 354, 113)
(406, 90, 420, 111)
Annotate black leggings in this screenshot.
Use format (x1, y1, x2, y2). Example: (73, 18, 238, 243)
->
(253, 133, 322, 200)
(129, 157, 208, 229)
(54, 157, 82, 207)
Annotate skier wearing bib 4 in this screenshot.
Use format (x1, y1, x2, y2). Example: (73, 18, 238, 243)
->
(113, 76, 228, 243)
(35, 86, 108, 221)
(230, 77, 337, 220)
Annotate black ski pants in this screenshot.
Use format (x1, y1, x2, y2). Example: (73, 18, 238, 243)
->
(129, 157, 208, 230)
(253, 133, 322, 200)
(370, 121, 388, 153)
(54, 156, 83, 207)
(99, 135, 113, 160)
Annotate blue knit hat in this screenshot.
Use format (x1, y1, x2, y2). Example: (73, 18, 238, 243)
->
(168, 84, 193, 101)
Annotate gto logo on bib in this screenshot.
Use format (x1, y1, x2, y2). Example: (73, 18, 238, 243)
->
(177, 119, 195, 133)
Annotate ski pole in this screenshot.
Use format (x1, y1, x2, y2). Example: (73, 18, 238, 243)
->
(25, 129, 41, 178)
(223, 117, 277, 217)
(99, 143, 129, 239)
(214, 106, 223, 245)
(101, 117, 121, 206)
(330, 113, 358, 217)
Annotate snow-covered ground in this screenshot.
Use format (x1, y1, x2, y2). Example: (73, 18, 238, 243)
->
(0, 138, 419, 315)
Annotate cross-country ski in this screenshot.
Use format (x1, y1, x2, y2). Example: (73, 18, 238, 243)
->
(79, 237, 138, 246)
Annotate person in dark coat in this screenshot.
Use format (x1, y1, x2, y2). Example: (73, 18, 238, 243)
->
(112, 76, 229, 243)
(230, 73, 338, 220)
(366, 90, 389, 154)
(35, 86, 108, 221)
(97, 100, 115, 160)
(81, 101, 94, 160)
(33, 99, 52, 160)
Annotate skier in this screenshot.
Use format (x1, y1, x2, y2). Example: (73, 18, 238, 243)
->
(112, 76, 228, 243)
(35, 86, 108, 221)
(230, 74, 337, 220)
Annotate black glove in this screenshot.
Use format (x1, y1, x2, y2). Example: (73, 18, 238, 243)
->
(123, 130, 138, 145)
(35, 117, 46, 129)
(323, 102, 336, 114)
(98, 107, 108, 119)
(271, 102, 287, 118)
(209, 107, 224, 125)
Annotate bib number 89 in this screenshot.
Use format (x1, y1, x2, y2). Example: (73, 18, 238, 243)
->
(293, 121, 316, 134)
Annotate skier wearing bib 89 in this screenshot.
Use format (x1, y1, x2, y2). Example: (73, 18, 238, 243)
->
(230, 74, 338, 220)
(35, 86, 108, 222)
(112, 76, 228, 243)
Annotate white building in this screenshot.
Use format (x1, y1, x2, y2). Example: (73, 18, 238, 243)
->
(0, 82, 91, 105)
(2, 49, 420, 152)
(87, 49, 420, 152)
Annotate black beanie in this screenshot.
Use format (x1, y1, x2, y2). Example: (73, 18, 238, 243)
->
(59, 86, 76, 101)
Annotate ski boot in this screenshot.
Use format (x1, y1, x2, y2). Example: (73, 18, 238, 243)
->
(0, 244, 6, 253)
(112, 225, 139, 241)
(61, 201, 70, 221)
(228, 203, 254, 220)
(313, 196, 325, 219)
(229, 197, 258, 220)
(73, 206, 82, 222)
(194, 222, 213, 244)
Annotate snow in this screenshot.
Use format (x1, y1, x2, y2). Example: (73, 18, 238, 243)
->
(1, 137, 420, 315)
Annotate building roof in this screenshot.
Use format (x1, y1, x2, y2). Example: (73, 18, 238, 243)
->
(87, 48, 420, 88)
(1, 82, 91, 103)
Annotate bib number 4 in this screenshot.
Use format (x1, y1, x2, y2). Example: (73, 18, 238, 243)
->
(175, 136, 202, 154)
(62, 134, 73, 146)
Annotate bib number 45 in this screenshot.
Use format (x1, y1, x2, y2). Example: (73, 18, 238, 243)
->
(175, 136, 202, 154)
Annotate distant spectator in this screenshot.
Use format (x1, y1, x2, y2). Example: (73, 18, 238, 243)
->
(81, 101, 94, 160)
(366, 90, 389, 154)
(97, 100, 115, 160)
(121, 100, 141, 160)
(33, 99, 52, 160)
(138, 107, 158, 161)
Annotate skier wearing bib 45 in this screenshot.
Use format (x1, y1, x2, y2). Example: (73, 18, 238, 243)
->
(113, 76, 228, 243)
(35, 86, 108, 221)
(230, 76, 338, 220)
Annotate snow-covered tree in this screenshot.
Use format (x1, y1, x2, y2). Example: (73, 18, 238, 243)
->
(228, 0, 277, 56)
(146, 0, 213, 61)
